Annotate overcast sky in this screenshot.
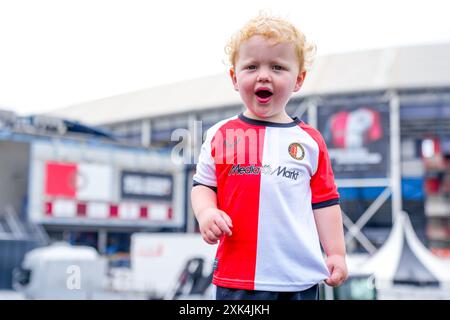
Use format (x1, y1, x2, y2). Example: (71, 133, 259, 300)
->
(1, 0, 450, 115)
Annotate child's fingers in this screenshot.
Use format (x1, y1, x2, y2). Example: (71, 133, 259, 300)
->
(326, 269, 344, 286)
(210, 224, 223, 238)
(219, 211, 233, 228)
(325, 276, 337, 286)
(202, 235, 217, 245)
(215, 216, 232, 236)
(330, 274, 339, 285)
(325, 278, 336, 286)
(204, 230, 219, 244)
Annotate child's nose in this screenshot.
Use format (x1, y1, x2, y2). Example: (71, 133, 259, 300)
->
(257, 69, 271, 82)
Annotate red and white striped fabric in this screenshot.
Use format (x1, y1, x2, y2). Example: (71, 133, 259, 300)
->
(193, 113, 339, 291)
(44, 200, 173, 221)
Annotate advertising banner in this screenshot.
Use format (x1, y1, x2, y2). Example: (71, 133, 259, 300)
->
(28, 141, 183, 228)
(121, 171, 173, 201)
(45, 162, 113, 201)
(317, 100, 390, 179)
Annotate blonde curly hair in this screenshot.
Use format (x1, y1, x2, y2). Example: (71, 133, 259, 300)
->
(225, 12, 316, 73)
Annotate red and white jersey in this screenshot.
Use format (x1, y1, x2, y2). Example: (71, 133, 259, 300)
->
(193, 113, 339, 291)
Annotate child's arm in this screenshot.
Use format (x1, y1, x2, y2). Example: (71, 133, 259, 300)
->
(313, 204, 348, 287)
(191, 185, 233, 245)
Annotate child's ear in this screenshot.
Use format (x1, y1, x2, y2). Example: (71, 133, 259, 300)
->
(294, 71, 306, 92)
(229, 68, 239, 91)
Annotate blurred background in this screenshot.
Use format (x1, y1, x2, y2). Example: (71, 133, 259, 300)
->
(0, 0, 450, 300)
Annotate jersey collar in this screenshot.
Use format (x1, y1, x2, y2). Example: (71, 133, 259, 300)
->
(238, 113, 301, 127)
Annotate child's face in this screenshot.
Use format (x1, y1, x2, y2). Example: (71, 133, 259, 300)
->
(230, 35, 305, 122)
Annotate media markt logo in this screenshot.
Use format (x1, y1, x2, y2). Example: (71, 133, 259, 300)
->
(288, 142, 305, 160)
(228, 164, 301, 181)
(228, 165, 261, 175)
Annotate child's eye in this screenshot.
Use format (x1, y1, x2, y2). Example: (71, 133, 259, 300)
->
(247, 65, 257, 70)
(273, 65, 284, 71)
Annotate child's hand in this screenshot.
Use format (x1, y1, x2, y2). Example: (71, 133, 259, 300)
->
(198, 208, 233, 245)
(325, 255, 348, 287)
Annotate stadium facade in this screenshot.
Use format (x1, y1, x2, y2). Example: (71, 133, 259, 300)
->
(45, 42, 450, 256)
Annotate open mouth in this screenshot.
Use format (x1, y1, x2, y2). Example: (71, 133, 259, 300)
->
(255, 88, 273, 103)
(255, 89, 273, 98)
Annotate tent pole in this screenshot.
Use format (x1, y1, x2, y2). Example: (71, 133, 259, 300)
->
(389, 91, 402, 223)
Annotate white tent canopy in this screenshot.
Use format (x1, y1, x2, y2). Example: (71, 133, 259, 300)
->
(356, 211, 450, 299)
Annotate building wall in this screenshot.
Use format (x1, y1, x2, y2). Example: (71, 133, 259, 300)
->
(0, 141, 30, 217)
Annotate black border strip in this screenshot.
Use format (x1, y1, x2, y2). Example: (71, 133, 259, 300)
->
(193, 180, 217, 192)
(312, 198, 340, 210)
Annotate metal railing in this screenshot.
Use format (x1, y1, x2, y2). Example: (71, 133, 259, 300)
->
(0, 205, 49, 245)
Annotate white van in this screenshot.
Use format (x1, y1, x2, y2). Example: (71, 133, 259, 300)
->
(13, 242, 107, 299)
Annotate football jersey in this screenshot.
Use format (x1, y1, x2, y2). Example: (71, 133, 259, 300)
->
(193, 113, 339, 291)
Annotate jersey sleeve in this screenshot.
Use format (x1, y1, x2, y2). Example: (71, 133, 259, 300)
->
(192, 128, 217, 191)
(310, 131, 340, 209)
